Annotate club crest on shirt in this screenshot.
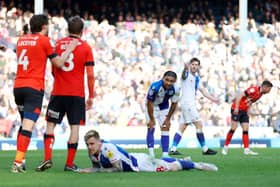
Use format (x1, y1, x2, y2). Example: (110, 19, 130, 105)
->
(106, 150, 114, 158)
(249, 88, 255, 93)
(148, 89, 154, 96)
(168, 90, 174, 95)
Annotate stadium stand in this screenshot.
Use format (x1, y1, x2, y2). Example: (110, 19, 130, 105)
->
(0, 0, 279, 141)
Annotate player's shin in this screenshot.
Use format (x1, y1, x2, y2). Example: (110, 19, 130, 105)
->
(66, 142, 78, 167)
(15, 130, 32, 164)
(44, 133, 55, 161)
(196, 129, 206, 149)
(224, 129, 235, 146)
(147, 128, 155, 157)
(170, 131, 182, 151)
(161, 131, 169, 157)
(242, 131, 249, 148)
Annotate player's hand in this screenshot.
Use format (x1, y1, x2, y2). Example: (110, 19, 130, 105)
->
(86, 98, 94, 110)
(79, 168, 98, 173)
(148, 118, 155, 128)
(162, 118, 171, 129)
(233, 108, 239, 115)
(184, 63, 189, 70)
(68, 39, 79, 52)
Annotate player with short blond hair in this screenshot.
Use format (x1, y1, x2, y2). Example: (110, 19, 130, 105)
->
(78, 129, 218, 173)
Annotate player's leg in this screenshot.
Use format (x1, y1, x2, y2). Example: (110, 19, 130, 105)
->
(160, 127, 169, 158)
(64, 96, 85, 171)
(193, 162, 218, 171)
(131, 153, 156, 172)
(159, 109, 170, 158)
(222, 109, 239, 155)
(193, 121, 217, 155)
(146, 109, 156, 158)
(147, 126, 155, 158)
(36, 96, 64, 171)
(240, 113, 258, 155)
(64, 125, 80, 171)
(14, 91, 25, 170)
(16, 126, 27, 170)
(43, 122, 55, 162)
(161, 157, 218, 172)
(36, 122, 56, 171)
(169, 105, 193, 155)
(169, 123, 187, 155)
(12, 88, 43, 173)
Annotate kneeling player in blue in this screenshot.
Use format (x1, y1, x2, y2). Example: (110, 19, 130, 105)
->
(78, 130, 218, 173)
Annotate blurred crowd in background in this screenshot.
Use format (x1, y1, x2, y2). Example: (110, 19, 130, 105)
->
(0, 0, 280, 138)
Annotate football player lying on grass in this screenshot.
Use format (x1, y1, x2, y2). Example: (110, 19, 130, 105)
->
(78, 130, 218, 173)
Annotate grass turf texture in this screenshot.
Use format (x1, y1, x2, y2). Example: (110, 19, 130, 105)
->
(0, 148, 279, 187)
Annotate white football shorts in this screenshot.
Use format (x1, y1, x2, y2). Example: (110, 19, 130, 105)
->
(145, 107, 169, 127)
(131, 153, 171, 172)
(180, 104, 201, 124)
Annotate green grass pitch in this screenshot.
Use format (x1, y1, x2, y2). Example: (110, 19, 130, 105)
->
(0, 148, 279, 187)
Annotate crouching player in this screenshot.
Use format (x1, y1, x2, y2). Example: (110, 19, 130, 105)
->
(78, 130, 218, 173)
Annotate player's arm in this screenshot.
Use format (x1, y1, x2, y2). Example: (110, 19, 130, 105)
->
(163, 86, 180, 127)
(146, 85, 156, 127)
(79, 160, 122, 173)
(100, 160, 123, 172)
(79, 167, 99, 173)
(147, 100, 156, 128)
(147, 100, 154, 120)
(166, 102, 178, 120)
(79, 166, 121, 173)
(98, 144, 123, 172)
(51, 39, 78, 68)
(162, 102, 178, 128)
(86, 62, 95, 110)
(181, 63, 189, 80)
(199, 87, 220, 104)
